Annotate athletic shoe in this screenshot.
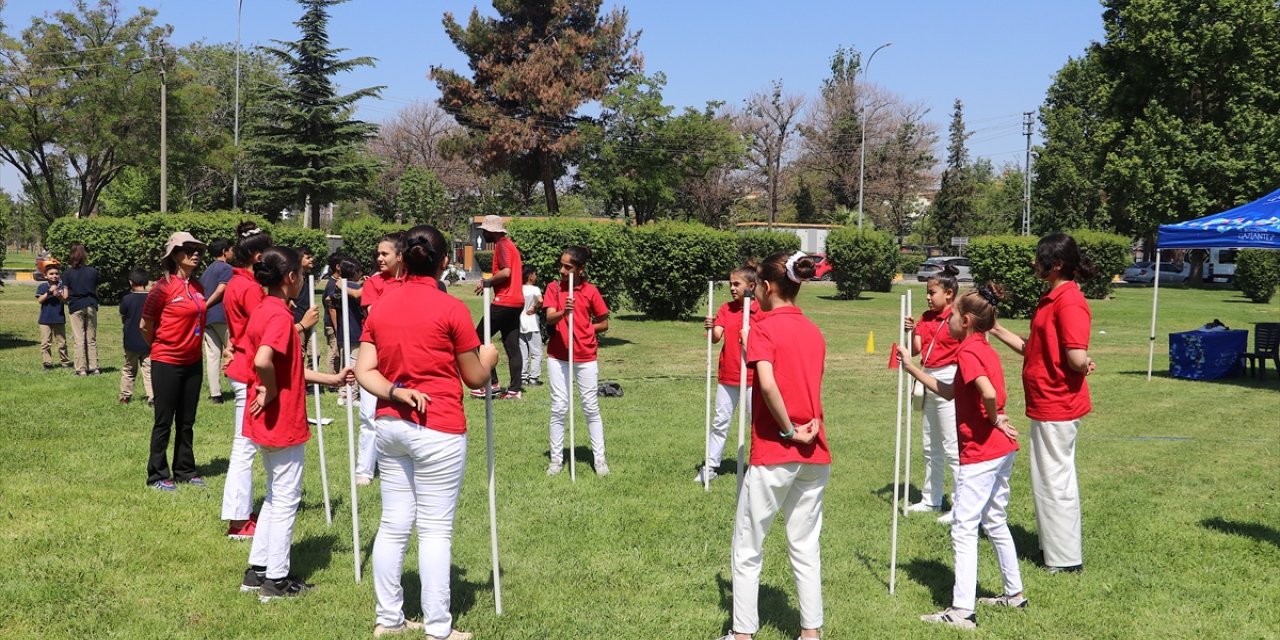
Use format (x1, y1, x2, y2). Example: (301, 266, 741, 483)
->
(546, 461, 564, 476)
(906, 501, 941, 514)
(208, 395, 225, 405)
(89, 368, 102, 375)
(373, 620, 423, 637)
(470, 384, 503, 398)
(356, 475, 373, 487)
(43, 363, 55, 370)
(119, 397, 131, 404)
(259, 576, 313, 602)
(336, 395, 348, 407)
(151, 479, 177, 492)
(1047, 564, 1083, 574)
(937, 510, 954, 524)
(693, 466, 718, 484)
(147, 398, 155, 408)
(240, 567, 265, 592)
(497, 390, 522, 400)
(977, 593, 1028, 608)
(920, 607, 977, 629)
(594, 457, 610, 477)
(227, 519, 257, 541)
(526, 379, 542, 387)
(186, 476, 207, 488)
(432, 631, 474, 640)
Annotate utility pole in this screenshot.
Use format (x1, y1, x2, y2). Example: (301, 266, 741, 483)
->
(1022, 111, 1033, 236)
(857, 42, 892, 232)
(160, 58, 168, 214)
(233, 0, 244, 211)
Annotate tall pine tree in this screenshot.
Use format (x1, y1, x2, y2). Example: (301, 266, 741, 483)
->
(250, 0, 382, 227)
(929, 99, 976, 248)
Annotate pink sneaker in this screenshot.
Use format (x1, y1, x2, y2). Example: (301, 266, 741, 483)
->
(227, 518, 256, 540)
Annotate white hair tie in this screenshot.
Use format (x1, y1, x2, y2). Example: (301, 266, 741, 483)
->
(784, 251, 808, 284)
(240, 227, 263, 237)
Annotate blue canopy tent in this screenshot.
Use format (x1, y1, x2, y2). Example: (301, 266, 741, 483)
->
(1147, 188, 1280, 379)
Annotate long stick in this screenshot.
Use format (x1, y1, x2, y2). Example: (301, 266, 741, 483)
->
(1147, 259, 1162, 381)
(567, 272, 576, 483)
(903, 288, 914, 515)
(483, 283, 504, 614)
(309, 276, 332, 526)
(341, 279, 362, 583)
(890, 293, 906, 594)
(703, 280, 714, 492)
(735, 288, 753, 497)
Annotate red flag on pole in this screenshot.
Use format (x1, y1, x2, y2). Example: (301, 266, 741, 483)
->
(888, 342, 900, 369)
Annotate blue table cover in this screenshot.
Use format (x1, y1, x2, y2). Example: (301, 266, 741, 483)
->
(1169, 329, 1248, 380)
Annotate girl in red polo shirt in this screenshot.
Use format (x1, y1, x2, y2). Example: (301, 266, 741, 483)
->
(696, 264, 759, 485)
(353, 232, 404, 485)
(220, 221, 272, 539)
(988, 233, 1096, 574)
(543, 246, 611, 476)
(238, 246, 352, 601)
(898, 284, 1026, 630)
(354, 225, 497, 639)
(903, 264, 962, 522)
(141, 232, 208, 491)
(719, 251, 826, 640)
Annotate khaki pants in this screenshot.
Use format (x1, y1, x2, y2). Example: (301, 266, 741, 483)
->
(121, 350, 153, 400)
(69, 306, 99, 373)
(324, 326, 339, 374)
(40, 324, 70, 366)
(202, 322, 229, 398)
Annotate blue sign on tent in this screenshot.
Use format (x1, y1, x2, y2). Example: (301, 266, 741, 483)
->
(1157, 188, 1280, 249)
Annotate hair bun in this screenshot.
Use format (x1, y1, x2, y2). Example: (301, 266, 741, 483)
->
(237, 221, 262, 238)
(977, 282, 1006, 306)
(941, 264, 961, 277)
(252, 260, 281, 285)
(791, 256, 817, 280)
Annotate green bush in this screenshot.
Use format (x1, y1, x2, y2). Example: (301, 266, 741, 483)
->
(507, 218, 634, 308)
(825, 228, 897, 299)
(967, 236, 1041, 318)
(623, 222, 737, 320)
(45, 217, 145, 305)
(474, 250, 495, 270)
(334, 218, 409, 275)
(736, 230, 800, 265)
(897, 251, 927, 278)
(269, 226, 330, 277)
(1234, 249, 1280, 303)
(1071, 230, 1130, 299)
(134, 212, 267, 274)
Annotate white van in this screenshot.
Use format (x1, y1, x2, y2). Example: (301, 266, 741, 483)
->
(1205, 248, 1239, 283)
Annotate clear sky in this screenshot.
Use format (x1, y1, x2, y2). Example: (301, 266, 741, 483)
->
(0, 0, 1106, 195)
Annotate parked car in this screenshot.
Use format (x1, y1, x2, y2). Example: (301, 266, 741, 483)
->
(1206, 248, 1238, 283)
(810, 253, 833, 281)
(1122, 261, 1191, 284)
(916, 256, 972, 282)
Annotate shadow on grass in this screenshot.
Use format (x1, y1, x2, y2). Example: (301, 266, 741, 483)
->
(1200, 517, 1280, 549)
(715, 573, 800, 636)
(1116, 370, 1278, 389)
(293, 533, 338, 581)
(200, 456, 230, 479)
(902, 559, 952, 607)
(0, 332, 37, 349)
(873, 482, 921, 506)
(1007, 522, 1044, 564)
(597, 335, 633, 347)
(397, 564, 487, 621)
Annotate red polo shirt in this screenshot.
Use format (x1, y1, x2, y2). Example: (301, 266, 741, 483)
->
(714, 299, 760, 386)
(491, 236, 524, 309)
(224, 267, 266, 383)
(914, 307, 961, 368)
(242, 297, 310, 448)
(141, 275, 207, 366)
(954, 333, 1018, 464)
(1023, 280, 1092, 421)
(745, 306, 831, 466)
(544, 280, 609, 362)
(360, 275, 479, 434)
(360, 271, 403, 310)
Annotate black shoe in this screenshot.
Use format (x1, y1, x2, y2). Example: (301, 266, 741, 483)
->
(240, 567, 265, 592)
(259, 576, 313, 602)
(1046, 564, 1083, 574)
(208, 396, 225, 405)
(43, 363, 55, 370)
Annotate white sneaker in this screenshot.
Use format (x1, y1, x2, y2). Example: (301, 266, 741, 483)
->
(921, 607, 976, 629)
(906, 501, 941, 514)
(546, 461, 564, 475)
(374, 620, 423, 637)
(937, 510, 954, 524)
(594, 458, 610, 476)
(693, 467, 718, 484)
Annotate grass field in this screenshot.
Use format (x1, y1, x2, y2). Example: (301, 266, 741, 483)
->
(3, 247, 37, 270)
(1, 281, 1277, 639)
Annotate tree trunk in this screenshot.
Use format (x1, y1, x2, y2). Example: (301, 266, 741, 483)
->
(540, 154, 560, 214)
(309, 194, 321, 230)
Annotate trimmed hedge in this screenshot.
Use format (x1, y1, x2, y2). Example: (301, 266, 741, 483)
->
(267, 226, 329, 278)
(507, 218, 634, 309)
(897, 251, 927, 278)
(737, 230, 801, 265)
(967, 236, 1041, 318)
(1235, 249, 1280, 303)
(825, 228, 897, 299)
(624, 222, 738, 320)
(334, 218, 409, 275)
(1071, 230, 1130, 299)
(474, 250, 494, 271)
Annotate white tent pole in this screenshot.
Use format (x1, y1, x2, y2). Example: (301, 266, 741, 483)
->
(308, 275, 332, 526)
(1147, 258, 1162, 381)
(889, 293, 906, 594)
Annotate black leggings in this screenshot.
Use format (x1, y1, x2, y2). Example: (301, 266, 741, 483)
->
(476, 304, 524, 392)
(148, 360, 203, 484)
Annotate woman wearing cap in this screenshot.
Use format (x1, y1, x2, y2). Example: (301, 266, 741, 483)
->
(471, 214, 525, 400)
(140, 232, 209, 491)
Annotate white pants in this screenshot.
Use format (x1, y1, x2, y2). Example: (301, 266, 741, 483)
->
(519, 331, 542, 382)
(920, 365, 959, 507)
(1030, 419, 1083, 567)
(731, 462, 830, 634)
(202, 322, 229, 398)
(221, 380, 257, 520)
(951, 452, 1022, 611)
(372, 418, 467, 638)
(707, 384, 750, 469)
(548, 358, 605, 463)
(247, 444, 305, 579)
(357, 376, 378, 479)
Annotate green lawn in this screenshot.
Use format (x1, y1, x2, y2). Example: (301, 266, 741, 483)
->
(4, 247, 37, 270)
(0, 282, 1276, 639)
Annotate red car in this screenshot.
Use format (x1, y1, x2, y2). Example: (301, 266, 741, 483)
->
(811, 253, 833, 281)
